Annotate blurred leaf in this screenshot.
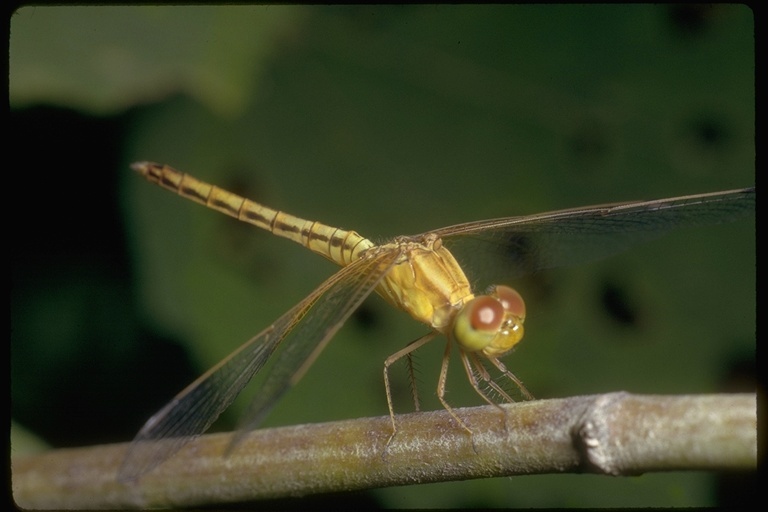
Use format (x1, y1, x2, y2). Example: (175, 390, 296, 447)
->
(10, 5, 306, 116)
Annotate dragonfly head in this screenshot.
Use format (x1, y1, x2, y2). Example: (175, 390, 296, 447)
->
(453, 285, 526, 357)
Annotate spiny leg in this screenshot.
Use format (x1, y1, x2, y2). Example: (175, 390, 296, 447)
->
(486, 355, 534, 400)
(405, 352, 421, 412)
(462, 352, 516, 436)
(436, 341, 473, 435)
(436, 342, 482, 455)
(461, 351, 515, 406)
(383, 331, 439, 452)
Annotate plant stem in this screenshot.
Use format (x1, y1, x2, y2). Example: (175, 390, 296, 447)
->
(12, 392, 756, 509)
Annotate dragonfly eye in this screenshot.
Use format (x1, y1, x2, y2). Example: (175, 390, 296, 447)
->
(453, 285, 526, 356)
(493, 285, 526, 320)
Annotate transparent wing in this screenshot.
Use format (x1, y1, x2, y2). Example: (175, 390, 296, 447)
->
(229, 248, 398, 445)
(118, 248, 400, 482)
(429, 187, 754, 287)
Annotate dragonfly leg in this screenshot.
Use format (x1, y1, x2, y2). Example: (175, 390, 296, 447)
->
(405, 352, 420, 412)
(461, 351, 514, 406)
(437, 342, 480, 455)
(436, 341, 473, 435)
(486, 356, 534, 400)
(460, 352, 517, 437)
(383, 331, 439, 454)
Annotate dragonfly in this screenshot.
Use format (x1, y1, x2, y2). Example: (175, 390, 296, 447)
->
(119, 161, 754, 482)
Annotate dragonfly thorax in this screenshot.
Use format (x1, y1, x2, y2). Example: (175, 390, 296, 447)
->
(374, 234, 474, 332)
(374, 234, 527, 358)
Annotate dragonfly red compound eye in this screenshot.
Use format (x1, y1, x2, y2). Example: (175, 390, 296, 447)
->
(469, 296, 505, 332)
(453, 295, 505, 353)
(493, 285, 526, 320)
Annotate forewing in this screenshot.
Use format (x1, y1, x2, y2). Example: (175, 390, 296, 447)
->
(230, 247, 401, 446)
(117, 248, 399, 482)
(431, 188, 754, 288)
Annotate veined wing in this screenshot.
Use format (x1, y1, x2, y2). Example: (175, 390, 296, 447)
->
(118, 247, 400, 483)
(430, 187, 754, 287)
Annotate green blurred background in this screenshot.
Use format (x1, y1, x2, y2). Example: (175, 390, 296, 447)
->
(10, 5, 755, 507)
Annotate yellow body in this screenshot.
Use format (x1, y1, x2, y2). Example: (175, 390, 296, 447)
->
(372, 234, 473, 333)
(135, 162, 478, 336)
